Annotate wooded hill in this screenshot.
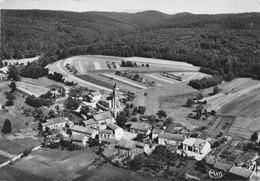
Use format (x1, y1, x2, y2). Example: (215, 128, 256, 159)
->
(1, 10, 260, 80)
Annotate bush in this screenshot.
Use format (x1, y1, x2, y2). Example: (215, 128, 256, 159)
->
(213, 86, 220, 94)
(210, 110, 216, 115)
(196, 93, 203, 100)
(5, 100, 14, 106)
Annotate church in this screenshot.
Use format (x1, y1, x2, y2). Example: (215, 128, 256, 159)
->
(97, 82, 123, 118)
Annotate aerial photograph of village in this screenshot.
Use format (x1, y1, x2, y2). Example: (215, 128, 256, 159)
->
(0, 0, 259, 180)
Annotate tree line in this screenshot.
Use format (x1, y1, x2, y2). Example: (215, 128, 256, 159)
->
(188, 76, 223, 90)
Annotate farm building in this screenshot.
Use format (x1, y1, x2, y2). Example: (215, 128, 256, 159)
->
(83, 119, 98, 129)
(82, 91, 102, 102)
(71, 134, 88, 148)
(182, 138, 211, 154)
(158, 133, 185, 146)
(42, 117, 68, 131)
(70, 125, 98, 140)
(93, 111, 116, 125)
(116, 138, 151, 157)
(107, 123, 124, 140)
(130, 122, 151, 135)
(99, 129, 114, 143)
(152, 129, 164, 139)
(229, 166, 253, 180)
(46, 84, 65, 97)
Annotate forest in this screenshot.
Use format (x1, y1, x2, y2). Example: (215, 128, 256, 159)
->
(1, 10, 260, 80)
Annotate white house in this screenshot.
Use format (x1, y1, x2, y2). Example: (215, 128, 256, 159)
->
(182, 138, 211, 154)
(107, 123, 124, 140)
(70, 125, 98, 141)
(42, 117, 68, 131)
(158, 133, 185, 146)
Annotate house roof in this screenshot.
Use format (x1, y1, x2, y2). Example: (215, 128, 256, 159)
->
(70, 125, 96, 135)
(83, 119, 97, 125)
(213, 161, 233, 171)
(130, 122, 149, 131)
(117, 138, 136, 149)
(100, 137, 116, 143)
(107, 123, 120, 130)
(72, 134, 86, 142)
(158, 133, 185, 141)
(183, 138, 208, 148)
(99, 129, 113, 134)
(93, 112, 113, 121)
(152, 129, 163, 134)
(229, 167, 252, 178)
(42, 117, 67, 126)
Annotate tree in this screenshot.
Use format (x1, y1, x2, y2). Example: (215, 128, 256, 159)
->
(6, 93, 16, 101)
(163, 117, 174, 127)
(137, 106, 146, 114)
(129, 153, 146, 170)
(116, 111, 128, 127)
(196, 93, 203, 100)
(2, 119, 12, 134)
(145, 64, 149, 67)
(65, 96, 80, 110)
(210, 110, 216, 116)
(9, 81, 17, 92)
(8, 65, 20, 81)
(156, 110, 167, 119)
(144, 92, 148, 96)
(186, 98, 195, 107)
(251, 132, 258, 142)
(213, 86, 220, 95)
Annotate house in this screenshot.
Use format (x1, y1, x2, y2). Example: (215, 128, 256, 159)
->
(107, 123, 123, 140)
(93, 111, 116, 125)
(71, 134, 88, 148)
(70, 125, 98, 141)
(158, 133, 185, 146)
(42, 117, 68, 131)
(82, 91, 102, 102)
(130, 122, 150, 135)
(116, 138, 150, 157)
(152, 129, 164, 139)
(83, 119, 98, 129)
(0, 73, 7, 81)
(229, 166, 253, 180)
(182, 138, 211, 154)
(99, 129, 114, 143)
(46, 84, 65, 97)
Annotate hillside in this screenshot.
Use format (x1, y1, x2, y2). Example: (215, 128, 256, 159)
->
(1, 10, 260, 80)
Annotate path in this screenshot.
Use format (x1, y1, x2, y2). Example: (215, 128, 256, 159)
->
(0, 150, 16, 158)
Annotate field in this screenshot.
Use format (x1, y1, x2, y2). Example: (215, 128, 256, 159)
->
(0, 154, 9, 164)
(16, 82, 50, 97)
(0, 147, 98, 181)
(0, 137, 42, 155)
(75, 163, 167, 181)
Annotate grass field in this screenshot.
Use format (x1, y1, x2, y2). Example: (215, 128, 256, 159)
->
(16, 82, 49, 97)
(1, 147, 98, 181)
(0, 154, 9, 164)
(75, 163, 167, 181)
(0, 137, 42, 155)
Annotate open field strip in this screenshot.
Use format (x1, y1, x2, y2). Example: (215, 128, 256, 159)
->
(73, 60, 85, 75)
(0, 150, 15, 159)
(102, 74, 147, 89)
(123, 57, 199, 70)
(93, 62, 102, 70)
(16, 82, 49, 97)
(146, 74, 178, 84)
(203, 83, 260, 111)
